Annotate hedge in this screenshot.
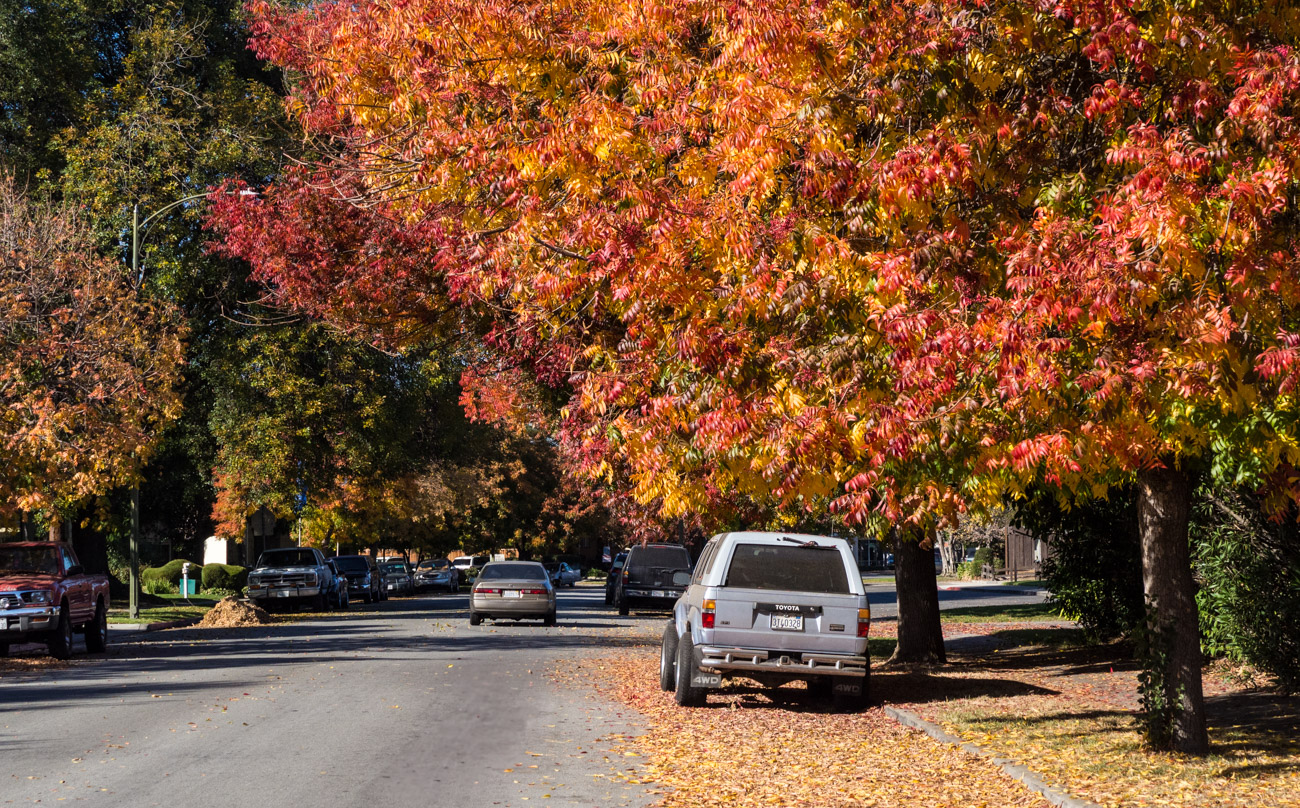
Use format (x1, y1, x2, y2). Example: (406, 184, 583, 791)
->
(201, 563, 248, 592)
(140, 559, 200, 587)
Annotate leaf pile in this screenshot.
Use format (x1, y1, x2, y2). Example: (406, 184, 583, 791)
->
(582, 651, 1048, 808)
(196, 597, 274, 628)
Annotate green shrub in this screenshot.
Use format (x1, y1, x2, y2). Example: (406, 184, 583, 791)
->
(201, 563, 248, 592)
(142, 577, 174, 595)
(1017, 486, 1145, 642)
(1192, 490, 1300, 693)
(141, 558, 201, 587)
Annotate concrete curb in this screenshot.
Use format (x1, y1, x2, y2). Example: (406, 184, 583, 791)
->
(884, 706, 1101, 808)
(938, 584, 1048, 595)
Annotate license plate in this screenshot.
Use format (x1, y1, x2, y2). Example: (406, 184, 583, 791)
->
(387, 584, 394, 590)
(770, 614, 804, 631)
(503, 590, 521, 599)
(0, 617, 7, 631)
(654, 590, 674, 597)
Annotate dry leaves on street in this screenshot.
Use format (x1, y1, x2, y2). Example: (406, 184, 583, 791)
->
(577, 651, 1049, 808)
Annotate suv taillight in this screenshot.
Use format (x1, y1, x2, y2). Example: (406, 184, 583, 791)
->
(857, 607, 871, 638)
(701, 599, 716, 629)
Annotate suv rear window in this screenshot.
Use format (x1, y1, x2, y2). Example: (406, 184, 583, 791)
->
(723, 544, 850, 594)
(628, 546, 691, 570)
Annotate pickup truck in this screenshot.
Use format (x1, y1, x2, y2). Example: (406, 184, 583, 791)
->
(662, 531, 870, 711)
(246, 547, 336, 611)
(0, 542, 111, 659)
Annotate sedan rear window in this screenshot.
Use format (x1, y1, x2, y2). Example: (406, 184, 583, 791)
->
(723, 544, 850, 594)
(479, 563, 547, 581)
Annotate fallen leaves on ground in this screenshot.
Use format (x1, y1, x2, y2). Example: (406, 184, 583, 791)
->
(196, 597, 274, 628)
(576, 651, 1049, 808)
(887, 644, 1300, 808)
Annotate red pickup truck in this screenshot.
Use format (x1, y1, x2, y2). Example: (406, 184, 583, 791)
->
(0, 542, 111, 659)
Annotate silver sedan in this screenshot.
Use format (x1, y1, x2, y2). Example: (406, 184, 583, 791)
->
(469, 561, 557, 626)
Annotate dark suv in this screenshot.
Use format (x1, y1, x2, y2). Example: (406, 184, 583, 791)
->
(615, 544, 692, 615)
(331, 555, 386, 603)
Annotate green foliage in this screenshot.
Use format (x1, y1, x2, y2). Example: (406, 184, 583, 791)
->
(1017, 487, 1145, 642)
(200, 563, 248, 593)
(1135, 614, 1183, 751)
(1192, 491, 1300, 694)
(140, 558, 200, 586)
(142, 576, 175, 596)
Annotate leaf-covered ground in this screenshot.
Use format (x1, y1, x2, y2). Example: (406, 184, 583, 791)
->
(891, 644, 1300, 808)
(578, 620, 1299, 808)
(578, 651, 1050, 808)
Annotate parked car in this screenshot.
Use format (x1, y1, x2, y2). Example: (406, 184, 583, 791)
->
(332, 555, 386, 603)
(614, 544, 692, 615)
(662, 531, 870, 710)
(324, 559, 350, 609)
(604, 551, 627, 605)
(452, 555, 489, 573)
(542, 561, 581, 588)
(0, 542, 110, 660)
(414, 559, 459, 593)
(247, 547, 335, 611)
(469, 561, 556, 626)
(380, 561, 415, 596)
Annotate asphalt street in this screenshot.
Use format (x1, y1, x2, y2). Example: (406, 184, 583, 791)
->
(0, 579, 1045, 807)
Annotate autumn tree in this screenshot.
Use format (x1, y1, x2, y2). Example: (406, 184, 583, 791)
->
(0, 176, 184, 521)
(218, 0, 1300, 753)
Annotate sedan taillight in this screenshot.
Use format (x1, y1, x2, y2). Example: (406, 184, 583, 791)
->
(477, 587, 500, 594)
(522, 588, 546, 595)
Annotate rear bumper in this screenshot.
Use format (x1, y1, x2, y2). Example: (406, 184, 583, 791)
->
(0, 605, 57, 638)
(471, 595, 553, 615)
(698, 645, 868, 678)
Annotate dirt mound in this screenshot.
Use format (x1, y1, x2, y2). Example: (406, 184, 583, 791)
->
(197, 597, 274, 628)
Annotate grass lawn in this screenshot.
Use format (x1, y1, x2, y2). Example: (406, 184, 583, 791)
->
(107, 594, 218, 624)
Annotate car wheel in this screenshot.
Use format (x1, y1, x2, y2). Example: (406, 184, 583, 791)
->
(469, 611, 482, 626)
(673, 633, 705, 707)
(0, 642, 8, 657)
(604, 589, 613, 606)
(617, 592, 629, 616)
(544, 610, 557, 627)
(340, 589, 349, 610)
(313, 593, 328, 611)
(659, 622, 678, 692)
(47, 603, 74, 660)
(84, 599, 108, 653)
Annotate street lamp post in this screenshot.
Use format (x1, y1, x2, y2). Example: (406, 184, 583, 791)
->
(127, 189, 256, 619)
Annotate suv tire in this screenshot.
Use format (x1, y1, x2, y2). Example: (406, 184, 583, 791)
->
(617, 591, 629, 616)
(47, 603, 74, 660)
(673, 634, 706, 707)
(659, 622, 678, 691)
(85, 599, 109, 653)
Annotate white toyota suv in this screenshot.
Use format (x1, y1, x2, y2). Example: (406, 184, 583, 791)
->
(662, 531, 871, 710)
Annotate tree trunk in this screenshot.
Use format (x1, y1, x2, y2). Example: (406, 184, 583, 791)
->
(888, 527, 946, 665)
(1136, 466, 1209, 755)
